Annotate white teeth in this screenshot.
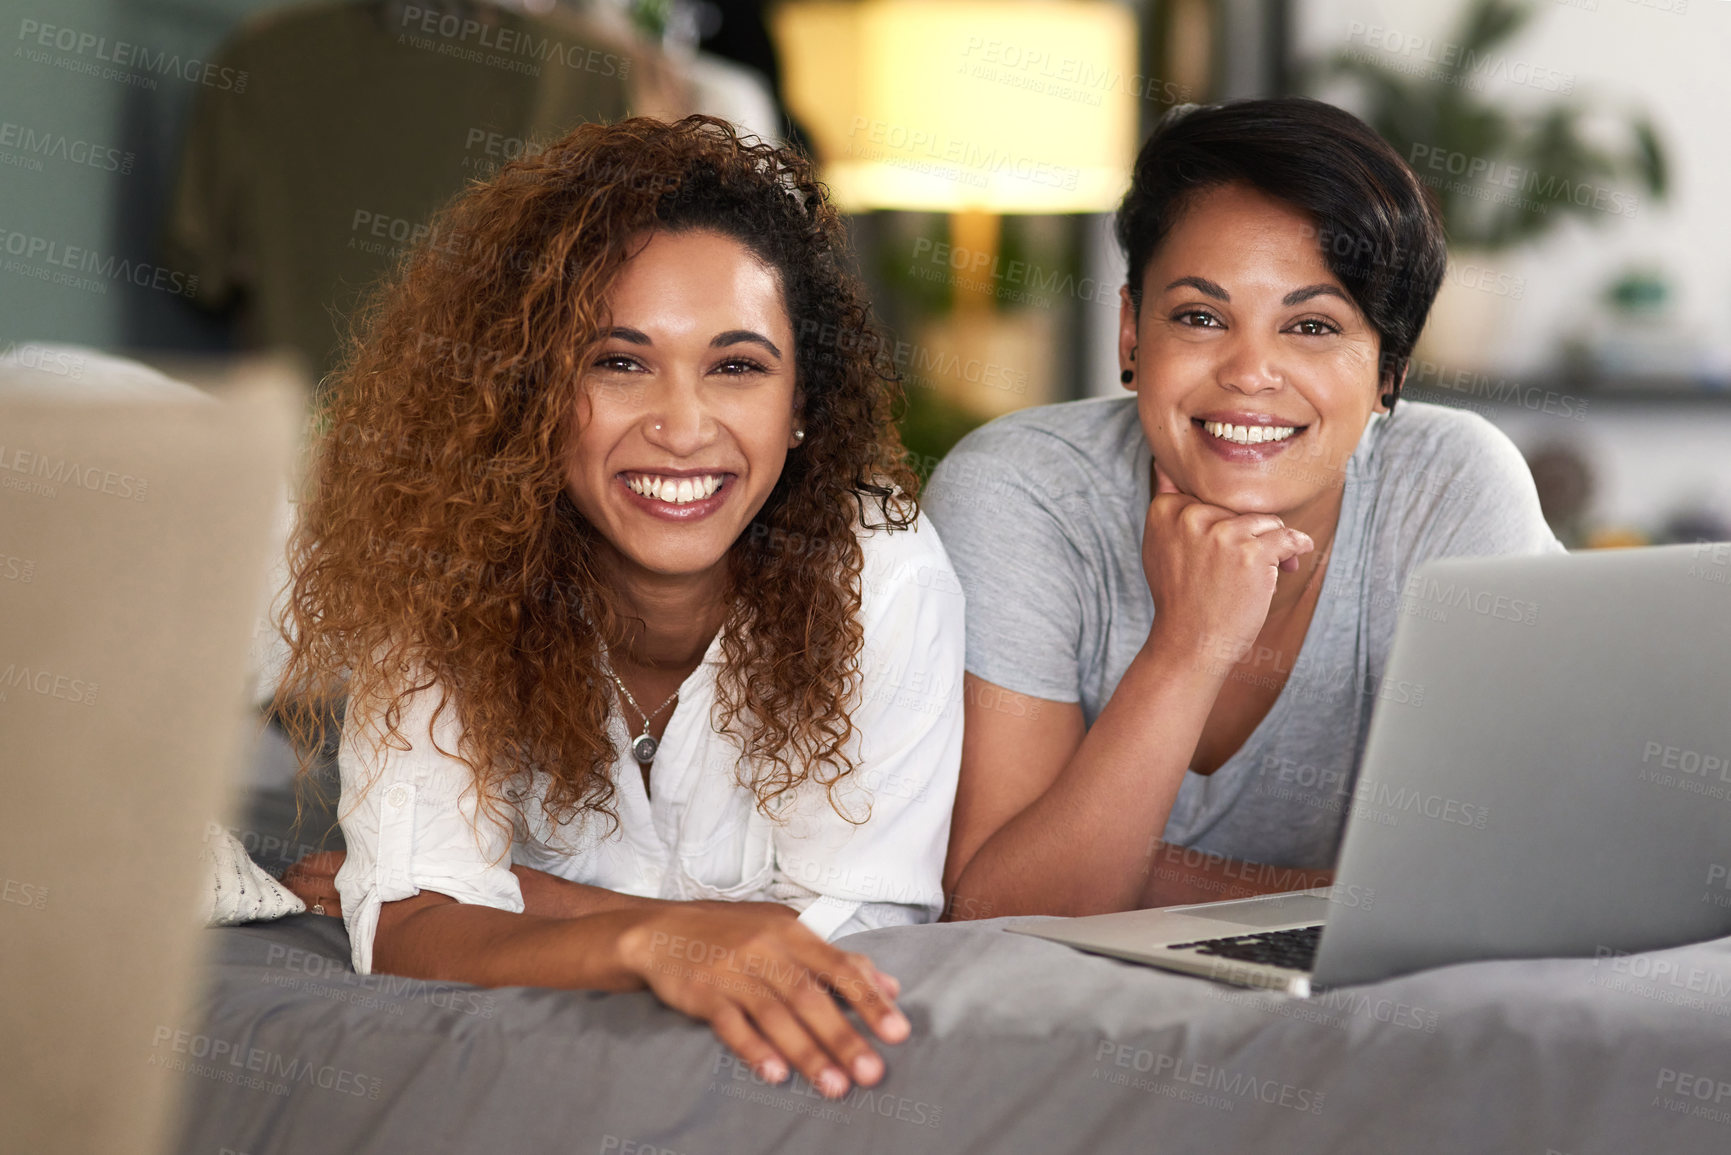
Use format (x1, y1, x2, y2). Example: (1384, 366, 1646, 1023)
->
(625, 473, 725, 505)
(1202, 420, 1297, 446)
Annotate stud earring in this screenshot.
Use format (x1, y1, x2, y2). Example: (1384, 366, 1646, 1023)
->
(1120, 369, 1134, 384)
(792, 428, 806, 444)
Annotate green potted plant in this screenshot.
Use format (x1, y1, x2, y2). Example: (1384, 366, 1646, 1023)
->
(1311, 0, 1668, 369)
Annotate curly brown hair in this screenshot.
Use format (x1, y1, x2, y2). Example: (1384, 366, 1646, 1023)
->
(276, 115, 918, 836)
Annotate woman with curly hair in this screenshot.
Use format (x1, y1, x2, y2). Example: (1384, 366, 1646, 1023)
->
(274, 115, 963, 1098)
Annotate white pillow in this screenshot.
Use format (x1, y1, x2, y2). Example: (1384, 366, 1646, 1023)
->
(199, 825, 306, 925)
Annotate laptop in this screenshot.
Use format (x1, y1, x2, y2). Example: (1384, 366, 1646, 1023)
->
(0, 366, 300, 1155)
(1009, 543, 1731, 995)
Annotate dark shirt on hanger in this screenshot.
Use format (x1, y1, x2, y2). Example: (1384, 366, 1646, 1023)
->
(162, 0, 650, 381)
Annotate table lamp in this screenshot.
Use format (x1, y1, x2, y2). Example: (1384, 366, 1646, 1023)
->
(772, 0, 1136, 415)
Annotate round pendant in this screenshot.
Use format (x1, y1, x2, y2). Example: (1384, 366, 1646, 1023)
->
(631, 733, 659, 764)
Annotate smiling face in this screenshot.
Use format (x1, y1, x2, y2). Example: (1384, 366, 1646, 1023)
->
(1120, 182, 1387, 521)
(563, 228, 800, 582)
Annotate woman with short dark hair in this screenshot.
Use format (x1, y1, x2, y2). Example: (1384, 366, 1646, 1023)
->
(929, 98, 1558, 918)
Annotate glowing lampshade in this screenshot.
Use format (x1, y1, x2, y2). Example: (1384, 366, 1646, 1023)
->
(773, 0, 1137, 213)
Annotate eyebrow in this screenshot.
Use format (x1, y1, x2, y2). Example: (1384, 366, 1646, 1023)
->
(1281, 284, 1352, 307)
(603, 326, 783, 360)
(1163, 276, 1229, 301)
(711, 330, 783, 359)
(1160, 277, 1351, 309)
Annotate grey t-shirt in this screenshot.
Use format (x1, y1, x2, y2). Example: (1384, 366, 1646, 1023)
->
(922, 397, 1562, 869)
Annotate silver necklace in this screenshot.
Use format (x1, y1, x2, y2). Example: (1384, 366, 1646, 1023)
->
(606, 669, 680, 765)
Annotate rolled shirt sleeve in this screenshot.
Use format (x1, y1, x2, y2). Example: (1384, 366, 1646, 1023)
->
(335, 678, 523, 976)
(773, 516, 966, 940)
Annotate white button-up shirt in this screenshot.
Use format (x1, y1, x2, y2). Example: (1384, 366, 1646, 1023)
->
(337, 513, 965, 975)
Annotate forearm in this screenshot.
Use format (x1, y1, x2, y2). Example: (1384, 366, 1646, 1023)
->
(511, 866, 660, 918)
(511, 865, 795, 921)
(951, 636, 1225, 917)
(1139, 843, 1333, 907)
(374, 900, 648, 992)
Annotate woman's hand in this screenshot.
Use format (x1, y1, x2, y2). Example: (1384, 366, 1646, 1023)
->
(1142, 459, 1314, 666)
(283, 852, 901, 1095)
(615, 904, 908, 1098)
(280, 851, 345, 917)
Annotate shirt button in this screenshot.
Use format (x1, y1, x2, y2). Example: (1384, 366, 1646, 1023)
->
(385, 784, 410, 808)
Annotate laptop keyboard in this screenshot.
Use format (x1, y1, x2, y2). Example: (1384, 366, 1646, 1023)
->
(1166, 924, 1323, 971)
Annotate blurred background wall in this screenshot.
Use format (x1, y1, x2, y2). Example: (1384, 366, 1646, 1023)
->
(1, 0, 1727, 546)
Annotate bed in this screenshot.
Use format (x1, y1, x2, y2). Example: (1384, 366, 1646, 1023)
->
(166, 906, 1731, 1154)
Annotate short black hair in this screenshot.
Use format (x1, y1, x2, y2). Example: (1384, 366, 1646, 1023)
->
(1114, 97, 1447, 402)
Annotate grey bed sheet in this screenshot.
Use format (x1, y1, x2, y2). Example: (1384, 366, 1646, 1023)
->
(168, 914, 1731, 1155)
